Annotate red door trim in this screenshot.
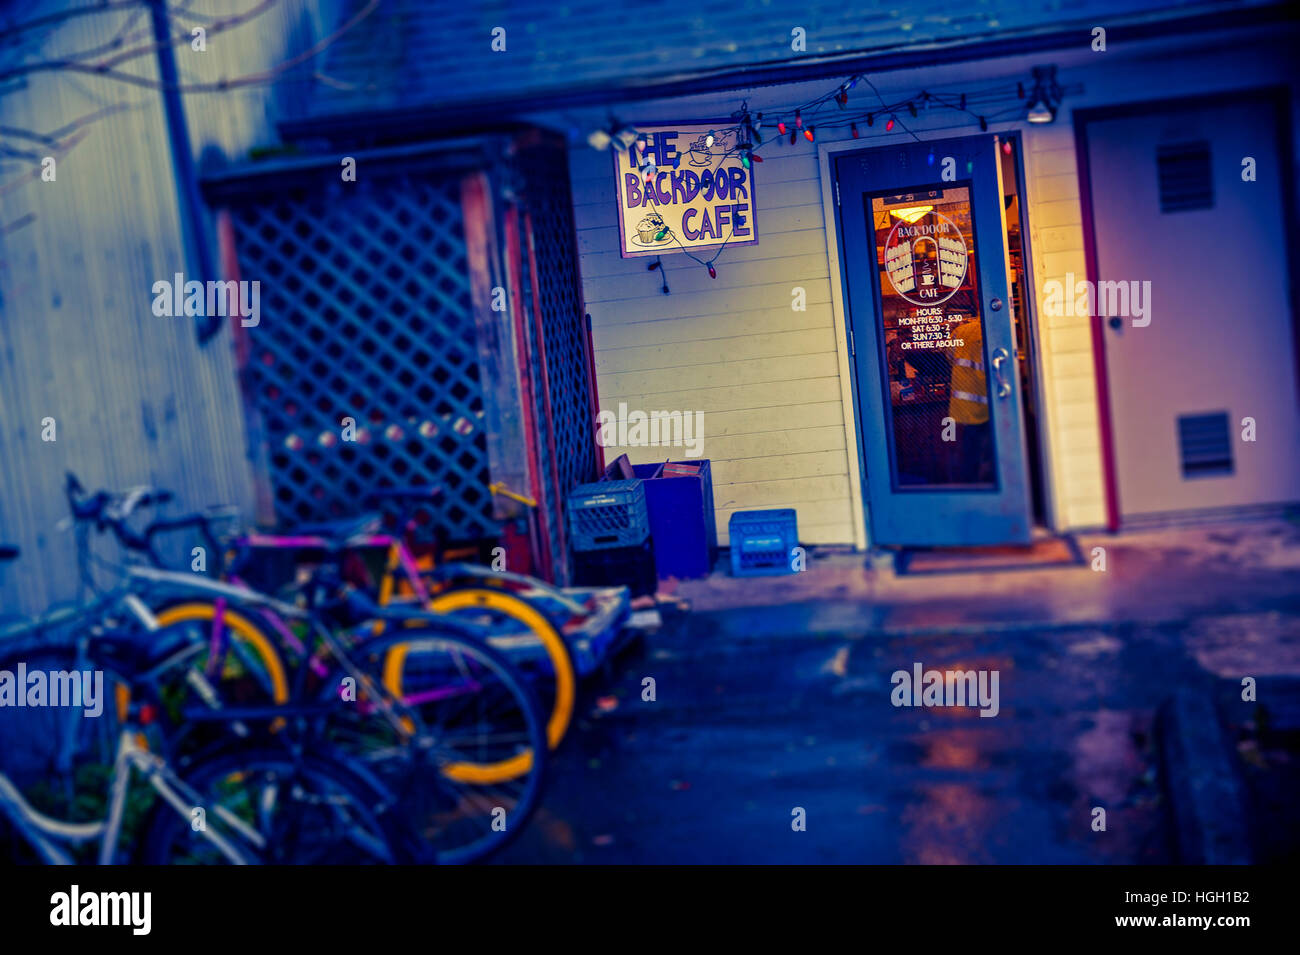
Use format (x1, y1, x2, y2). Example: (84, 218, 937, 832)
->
(1071, 116, 1122, 533)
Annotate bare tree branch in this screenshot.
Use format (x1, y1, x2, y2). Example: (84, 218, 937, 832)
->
(0, 102, 141, 197)
(0, 2, 381, 206)
(0, 128, 90, 197)
(0, 145, 45, 163)
(0, 1, 144, 47)
(0, 0, 280, 84)
(50, 2, 152, 66)
(1, 212, 37, 236)
(0, 126, 57, 146)
(0, 0, 380, 97)
(96, 0, 279, 71)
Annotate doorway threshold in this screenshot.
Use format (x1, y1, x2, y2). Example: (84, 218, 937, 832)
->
(892, 533, 1085, 576)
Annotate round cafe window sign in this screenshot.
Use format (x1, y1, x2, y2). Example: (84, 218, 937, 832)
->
(883, 209, 969, 306)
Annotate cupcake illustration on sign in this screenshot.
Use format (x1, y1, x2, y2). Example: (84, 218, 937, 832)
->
(883, 207, 968, 305)
(632, 212, 672, 248)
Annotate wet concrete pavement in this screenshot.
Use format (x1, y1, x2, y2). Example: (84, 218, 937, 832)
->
(499, 519, 1300, 864)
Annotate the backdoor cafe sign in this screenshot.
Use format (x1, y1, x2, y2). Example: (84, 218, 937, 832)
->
(615, 124, 758, 258)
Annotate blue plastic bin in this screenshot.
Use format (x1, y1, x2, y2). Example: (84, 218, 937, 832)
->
(567, 479, 649, 551)
(615, 459, 716, 580)
(729, 508, 799, 576)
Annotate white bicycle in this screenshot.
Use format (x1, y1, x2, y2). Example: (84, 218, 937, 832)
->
(0, 620, 406, 865)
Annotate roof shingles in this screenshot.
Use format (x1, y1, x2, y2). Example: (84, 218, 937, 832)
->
(304, 0, 1264, 119)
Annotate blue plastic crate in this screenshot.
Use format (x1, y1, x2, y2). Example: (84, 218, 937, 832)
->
(567, 479, 649, 551)
(729, 508, 799, 576)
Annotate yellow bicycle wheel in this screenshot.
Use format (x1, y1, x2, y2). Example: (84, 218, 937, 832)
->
(152, 602, 290, 706)
(382, 587, 576, 783)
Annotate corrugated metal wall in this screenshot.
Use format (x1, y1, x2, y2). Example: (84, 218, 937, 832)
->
(0, 0, 334, 614)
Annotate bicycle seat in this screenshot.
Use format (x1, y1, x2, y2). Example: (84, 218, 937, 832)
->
(0, 545, 18, 562)
(282, 513, 382, 542)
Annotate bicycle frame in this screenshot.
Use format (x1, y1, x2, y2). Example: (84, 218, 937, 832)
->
(239, 530, 591, 621)
(0, 584, 155, 643)
(240, 529, 434, 610)
(126, 564, 479, 737)
(0, 729, 254, 865)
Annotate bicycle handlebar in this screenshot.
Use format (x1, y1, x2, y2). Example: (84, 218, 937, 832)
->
(63, 471, 229, 569)
(65, 472, 173, 525)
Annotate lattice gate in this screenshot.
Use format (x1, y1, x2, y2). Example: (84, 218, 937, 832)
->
(203, 133, 597, 581)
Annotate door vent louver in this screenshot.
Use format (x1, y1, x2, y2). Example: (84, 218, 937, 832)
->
(1157, 141, 1214, 212)
(1178, 411, 1233, 477)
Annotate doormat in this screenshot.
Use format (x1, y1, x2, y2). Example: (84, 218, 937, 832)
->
(892, 535, 1085, 576)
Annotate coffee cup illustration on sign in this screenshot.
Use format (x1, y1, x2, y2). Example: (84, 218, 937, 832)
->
(884, 208, 968, 305)
(688, 136, 714, 167)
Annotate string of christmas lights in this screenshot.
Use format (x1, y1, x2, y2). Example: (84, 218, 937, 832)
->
(590, 68, 1061, 284)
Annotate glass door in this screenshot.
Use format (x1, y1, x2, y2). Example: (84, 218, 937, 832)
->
(835, 136, 1032, 545)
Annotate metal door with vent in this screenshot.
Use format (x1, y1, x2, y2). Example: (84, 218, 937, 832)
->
(1083, 97, 1300, 518)
(835, 135, 1032, 546)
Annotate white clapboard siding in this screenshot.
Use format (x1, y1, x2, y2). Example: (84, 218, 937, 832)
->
(587, 280, 834, 330)
(598, 354, 841, 408)
(570, 116, 861, 545)
(579, 226, 829, 277)
(607, 376, 843, 415)
(582, 253, 830, 304)
(595, 303, 832, 349)
(597, 327, 837, 375)
(712, 450, 850, 485)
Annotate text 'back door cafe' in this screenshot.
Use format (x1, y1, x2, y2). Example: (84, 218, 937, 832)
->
(615, 125, 757, 257)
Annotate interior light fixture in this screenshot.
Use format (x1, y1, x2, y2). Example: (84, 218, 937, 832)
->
(1027, 100, 1055, 124)
(889, 205, 933, 223)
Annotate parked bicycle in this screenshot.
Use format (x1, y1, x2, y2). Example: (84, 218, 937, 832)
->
(0, 568, 408, 866)
(67, 473, 580, 763)
(0, 493, 552, 863)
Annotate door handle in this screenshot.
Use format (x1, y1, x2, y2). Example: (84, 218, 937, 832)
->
(991, 347, 1012, 399)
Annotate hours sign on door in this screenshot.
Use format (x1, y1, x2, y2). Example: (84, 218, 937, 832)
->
(872, 188, 981, 353)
